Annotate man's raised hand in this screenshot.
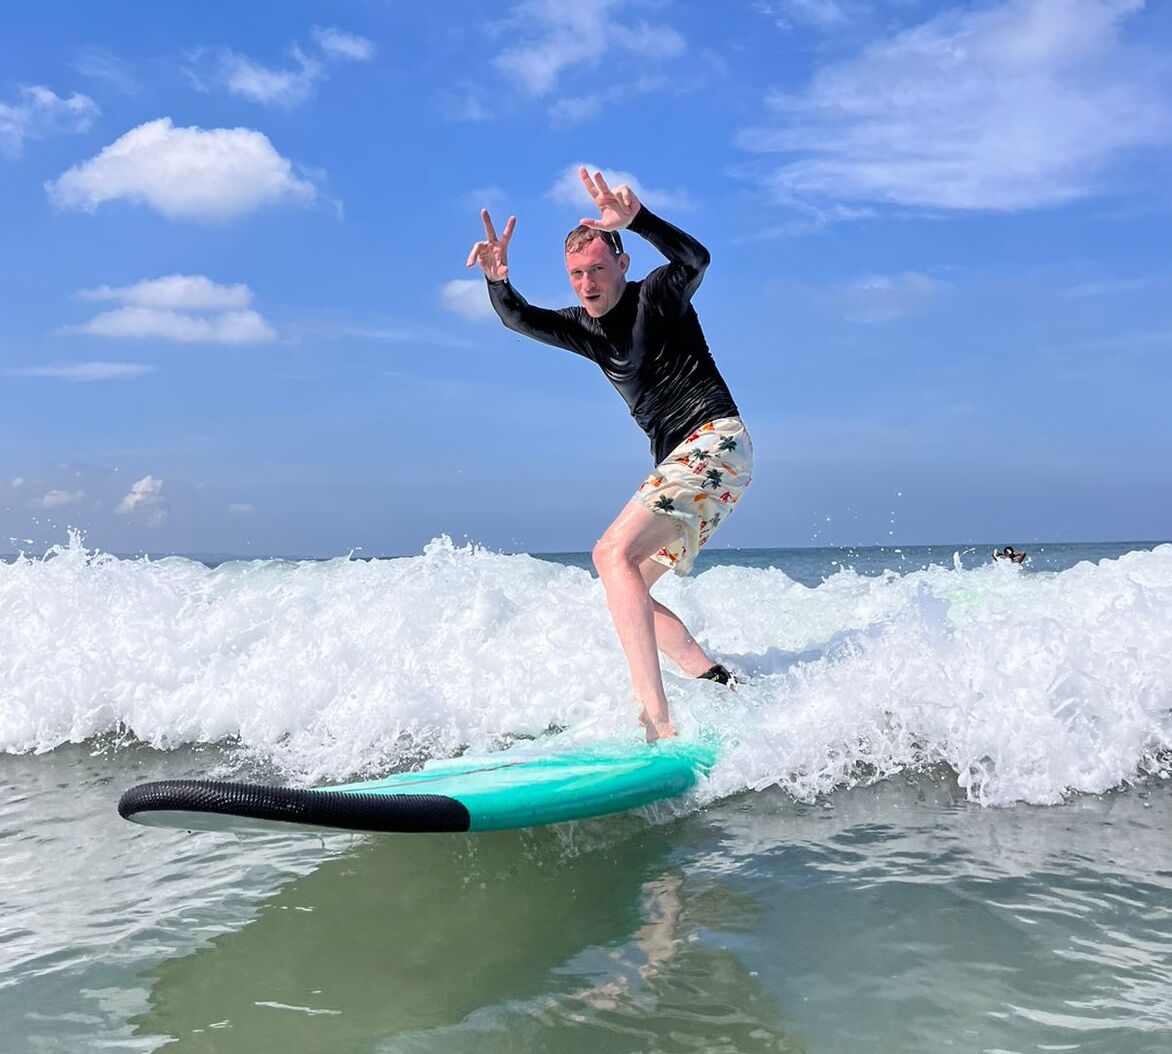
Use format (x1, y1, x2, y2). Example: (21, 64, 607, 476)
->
(466, 209, 515, 282)
(579, 167, 641, 232)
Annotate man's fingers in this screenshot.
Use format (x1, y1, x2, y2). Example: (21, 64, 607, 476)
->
(480, 208, 498, 242)
(500, 215, 516, 246)
(466, 241, 486, 268)
(579, 165, 600, 202)
(593, 171, 612, 198)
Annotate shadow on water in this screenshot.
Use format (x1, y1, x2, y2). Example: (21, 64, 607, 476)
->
(132, 815, 801, 1053)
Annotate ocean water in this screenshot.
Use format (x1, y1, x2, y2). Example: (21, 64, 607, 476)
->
(1, 535, 1170, 1052)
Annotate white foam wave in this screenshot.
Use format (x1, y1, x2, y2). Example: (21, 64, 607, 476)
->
(2, 534, 1170, 806)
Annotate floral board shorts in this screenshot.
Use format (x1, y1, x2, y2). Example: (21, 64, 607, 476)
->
(634, 417, 753, 576)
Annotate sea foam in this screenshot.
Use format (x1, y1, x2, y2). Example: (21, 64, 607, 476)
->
(2, 534, 1170, 806)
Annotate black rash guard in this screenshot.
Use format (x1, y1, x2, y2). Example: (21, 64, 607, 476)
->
(486, 206, 739, 466)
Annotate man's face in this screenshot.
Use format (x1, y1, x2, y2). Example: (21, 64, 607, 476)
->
(566, 238, 628, 317)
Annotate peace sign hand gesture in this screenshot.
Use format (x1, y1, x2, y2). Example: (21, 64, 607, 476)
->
(466, 209, 515, 282)
(579, 166, 641, 232)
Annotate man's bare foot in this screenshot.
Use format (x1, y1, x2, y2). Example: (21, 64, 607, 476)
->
(639, 709, 678, 744)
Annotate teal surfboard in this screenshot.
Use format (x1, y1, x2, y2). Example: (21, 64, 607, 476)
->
(118, 738, 718, 834)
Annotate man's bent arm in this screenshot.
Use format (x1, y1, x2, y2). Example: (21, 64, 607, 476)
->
(627, 207, 711, 312)
(487, 278, 590, 358)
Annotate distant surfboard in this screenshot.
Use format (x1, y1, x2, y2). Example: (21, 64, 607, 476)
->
(118, 739, 718, 834)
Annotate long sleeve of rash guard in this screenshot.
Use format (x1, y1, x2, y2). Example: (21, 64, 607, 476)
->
(485, 279, 590, 358)
(626, 206, 711, 318)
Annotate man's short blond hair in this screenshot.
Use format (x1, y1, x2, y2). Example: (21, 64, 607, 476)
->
(564, 226, 624, 256)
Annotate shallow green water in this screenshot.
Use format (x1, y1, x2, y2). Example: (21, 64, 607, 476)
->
(3, 745, 1170, 1053)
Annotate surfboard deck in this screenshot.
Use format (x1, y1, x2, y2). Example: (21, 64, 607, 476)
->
(118, 738, 719, 834)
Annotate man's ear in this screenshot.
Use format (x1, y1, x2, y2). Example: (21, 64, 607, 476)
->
(619, 253, 630, 275)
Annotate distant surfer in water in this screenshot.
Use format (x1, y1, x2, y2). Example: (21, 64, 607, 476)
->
(467, 166, 751, 742)
(993, 545, 1027, 564)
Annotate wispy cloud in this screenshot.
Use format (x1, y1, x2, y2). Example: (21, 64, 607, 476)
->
(491, 1, 685, 98)
(218, 47, 322, 108)
(460, 185, 507, 211)
(1060, 276, 1165, 298)
(72, 47, 142, 95)
(839, 271, 942, 324)
(441, 279, 496, 321)
(753, 0, 850, 30)
(442, 82, 494, 123)
(0, 85, 98, 157)
(1048, 328, 1172, 361)
(292, 319, 473, 349)
(188, 26, 376, 109)
(46, 118, 317, 220)
(69, 307, 277, 344)
(65, 274, 278, 344)
(79, 274, 252, 310)
(548, 163, 692, 213)
(737, 0, 1172, 212)
(117, 475, 167, 525)
(311, 26, 377, 62)
(548, 73, 682, 127)
(2, 362, 154, 381)
(40, 489, 84, 508)
(735, 202, 877, 241)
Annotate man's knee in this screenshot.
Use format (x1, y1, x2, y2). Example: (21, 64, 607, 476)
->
(592, 532, 633, 580)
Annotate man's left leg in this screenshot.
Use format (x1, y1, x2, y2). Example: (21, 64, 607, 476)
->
(639, 559, 721, 677)
(592, 501, 684, 741)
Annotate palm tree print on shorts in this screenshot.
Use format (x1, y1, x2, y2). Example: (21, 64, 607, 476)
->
(632, 418, 751, 576)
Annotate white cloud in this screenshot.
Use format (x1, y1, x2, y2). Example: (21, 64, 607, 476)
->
(548, 163, 692, 213)
(840, 271, 941, 324)
(2, 362, 154, 381)
(69, 307, 277, 344)
(66, 274, 278, 344)
(312, 26, 376, 62)
(117, 475, 166, 525)
(737, 0, 1171, 212)
(0, 85, 98, 157)
(493, 1, 685, 97)
(46, 118, 317, 220)
(190, 28, 374, 109)
(441, 279, 496, 321)
(221, 47, 322, 108)
(78, 274, 252, 310)
(228, 502, 256, 514)
(40, 489, 84, 508)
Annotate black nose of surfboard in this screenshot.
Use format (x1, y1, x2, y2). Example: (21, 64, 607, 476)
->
(118, 779, 471, 833)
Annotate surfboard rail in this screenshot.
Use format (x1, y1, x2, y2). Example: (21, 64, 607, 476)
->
(118, 739, 719, 835)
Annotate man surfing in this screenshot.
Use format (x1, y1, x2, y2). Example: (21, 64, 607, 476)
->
(466, 167, 752, 742)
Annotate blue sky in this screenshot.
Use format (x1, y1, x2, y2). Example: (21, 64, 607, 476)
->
(2, 0, 1170, 557)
